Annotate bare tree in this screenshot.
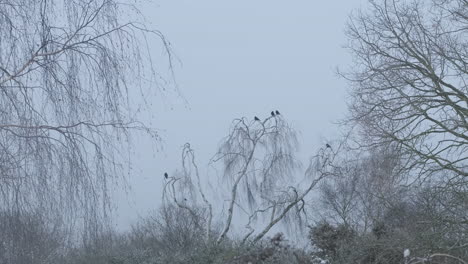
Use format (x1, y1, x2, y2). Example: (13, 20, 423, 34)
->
(319, 168, 360, 227)
(214, 115, 302, 244)
(162, 143, 213, 241)
(342, 0, 468, 180)
(164, 114, 337, 245)
(0, 0, 170, 239)
(313, 144, 468, 262)
(318, 145, 408, 232)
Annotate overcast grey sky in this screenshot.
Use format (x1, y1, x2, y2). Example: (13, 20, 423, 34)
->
(115, 0, 366, 229)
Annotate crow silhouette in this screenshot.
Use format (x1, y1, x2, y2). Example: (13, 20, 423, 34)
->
(271, 111, 275, 117)
(164, 172, 168, 179)
(275, 110, 280, 115)
(254, 116, 260, 121)
(326, 144, 331, 148)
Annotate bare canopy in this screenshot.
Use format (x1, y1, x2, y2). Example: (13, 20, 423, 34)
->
(0, 0, 169, 238)
(343, 0, 468, 179)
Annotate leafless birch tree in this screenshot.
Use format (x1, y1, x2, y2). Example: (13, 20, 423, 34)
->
(164, 114, 337, 245)
(0, 0, 170, 240)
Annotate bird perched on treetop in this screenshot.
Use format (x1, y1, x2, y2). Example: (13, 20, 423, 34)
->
(254, 116, 260, 121)
(275, 110, 280, 115)
(271, 111, 275, 117)
(326, 143, 331, 148)
(164, 172, 168, 179)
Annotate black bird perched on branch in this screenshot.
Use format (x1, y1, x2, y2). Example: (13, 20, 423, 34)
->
(271, 111, 275, 117)
(275, 110, 280, 115)
(164, 172, 168, 179)
(326, 143, 331, 148)
(254, 116, 260, 121)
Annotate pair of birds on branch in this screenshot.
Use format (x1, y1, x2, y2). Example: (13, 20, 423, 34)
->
(164, 110, 284, 180)
(254, 110, 280, 122)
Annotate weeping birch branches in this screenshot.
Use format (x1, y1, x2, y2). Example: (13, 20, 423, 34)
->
(0, 0, 170, 237)
(163, 114, 336, 245)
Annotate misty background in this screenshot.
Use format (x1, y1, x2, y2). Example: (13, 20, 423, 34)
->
(115, 0, 365, 230)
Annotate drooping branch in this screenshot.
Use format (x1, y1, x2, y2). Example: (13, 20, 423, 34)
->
(181, 143, 213, 241)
